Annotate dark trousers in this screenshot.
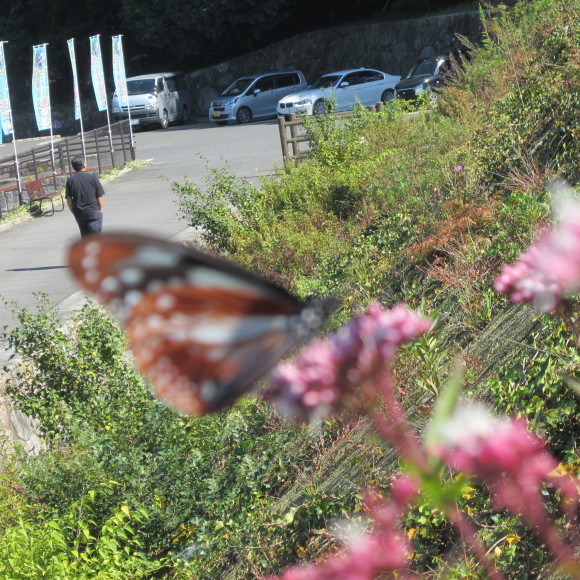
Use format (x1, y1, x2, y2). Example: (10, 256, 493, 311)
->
(74, 210, 103, 237)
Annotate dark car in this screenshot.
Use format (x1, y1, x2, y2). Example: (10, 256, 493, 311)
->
(395, 50, 469, 104)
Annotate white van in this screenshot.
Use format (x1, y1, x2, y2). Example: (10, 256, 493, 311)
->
(112, 72, 192, 129)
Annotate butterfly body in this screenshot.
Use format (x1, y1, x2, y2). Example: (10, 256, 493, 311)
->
(68, 233, 335, 414)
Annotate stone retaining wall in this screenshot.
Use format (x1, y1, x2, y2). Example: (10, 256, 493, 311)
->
(187, 10, 482, 119)
(0, 359, 43, 461)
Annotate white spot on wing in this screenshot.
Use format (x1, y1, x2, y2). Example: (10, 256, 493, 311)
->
(199, 381, 217, 402)
(81, 255, 98, 270)
(187, 314, 288, 344)
(186, 267, 268, 296)
(156, 294, 176, 311)
(101, 276, 120, 293)
(135, 246, 181, 268)
(85, 241, 101, 255)
(120, 267, 144, 286)
(124, 290, 142, 307)
(85, 269, 99, 284)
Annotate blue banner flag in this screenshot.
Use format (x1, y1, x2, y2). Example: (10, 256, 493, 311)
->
(67, 39, 81, 120)
(32, 44, 51, 131)
(0, 43, 13, 138)
(112, 36, 129, 108)
(90, 35, 107, 111)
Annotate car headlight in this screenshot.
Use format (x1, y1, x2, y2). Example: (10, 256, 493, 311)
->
(296, 98, 311, 105)
(145, 97, 157, 110)
(218, 98, 237, 107)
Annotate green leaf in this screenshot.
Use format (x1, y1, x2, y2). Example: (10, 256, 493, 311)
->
(424, 361, 465, 452)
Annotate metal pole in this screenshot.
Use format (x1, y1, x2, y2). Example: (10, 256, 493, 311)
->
(34, 43, 57, 185)
(113, 35, 134, 146)
(68, 38, 86, 159)
(46, 47, 57, 189)
(0, 41, 22, 196)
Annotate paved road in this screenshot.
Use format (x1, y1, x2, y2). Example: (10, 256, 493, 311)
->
(0, 119, 284, 351)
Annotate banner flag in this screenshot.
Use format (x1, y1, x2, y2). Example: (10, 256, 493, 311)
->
(0, 42, 13, 137)
(67, 38, 81, 120)
(112, 35, 129, 107)
(32, 44, 51, 131)
(90, 35, 107, 111)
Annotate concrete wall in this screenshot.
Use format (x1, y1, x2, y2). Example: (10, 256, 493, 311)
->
(187, 10, 482, 119)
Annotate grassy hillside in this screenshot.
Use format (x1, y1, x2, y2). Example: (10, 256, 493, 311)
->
(1, 0, 578, 578)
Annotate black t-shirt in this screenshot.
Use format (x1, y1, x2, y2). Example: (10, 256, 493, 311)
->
(65, 171, 104, 215)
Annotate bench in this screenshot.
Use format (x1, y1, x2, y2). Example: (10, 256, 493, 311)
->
(25, 179, 64, 215)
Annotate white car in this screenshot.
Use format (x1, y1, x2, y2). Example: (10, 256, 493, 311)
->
(277, 68, 401, 116)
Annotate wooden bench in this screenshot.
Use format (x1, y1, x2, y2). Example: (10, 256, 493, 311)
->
(25, 179, 64, 215)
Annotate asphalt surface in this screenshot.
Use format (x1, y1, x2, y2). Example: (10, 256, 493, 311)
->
(0, 118, 284, 364)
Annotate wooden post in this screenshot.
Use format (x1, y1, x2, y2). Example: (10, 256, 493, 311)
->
(289, 114, 299, 160)
(278, 115, 289, 162)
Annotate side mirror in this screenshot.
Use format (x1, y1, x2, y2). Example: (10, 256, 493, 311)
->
(253, 89, 261, 96)
(339, 81, 349, 88)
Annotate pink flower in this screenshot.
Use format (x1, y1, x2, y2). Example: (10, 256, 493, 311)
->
(539, 196, 580, 292)
(267, 491, 411, 580)
(267, 303, 432, 421)
(434, 403, 578, 563)
(494, 241, 564, 312)
(454, 166, 463, 172)
(495, 188, 580, 311)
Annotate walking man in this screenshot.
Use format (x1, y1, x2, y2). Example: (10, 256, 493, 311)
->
(65, 156, 104, 237)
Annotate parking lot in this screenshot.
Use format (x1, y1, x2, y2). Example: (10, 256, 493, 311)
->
(0, 118, 285, 343)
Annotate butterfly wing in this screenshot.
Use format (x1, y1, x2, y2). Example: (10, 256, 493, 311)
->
(68, 233, 331, 414)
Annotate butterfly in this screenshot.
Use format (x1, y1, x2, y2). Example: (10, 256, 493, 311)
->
(68, 233, 337, 415)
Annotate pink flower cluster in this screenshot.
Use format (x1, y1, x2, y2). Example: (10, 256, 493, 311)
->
(495, 194, 580, 312)
(266, 478, 416, 580)
(436, 404, 578, 557)
(268, 303, 432, 421)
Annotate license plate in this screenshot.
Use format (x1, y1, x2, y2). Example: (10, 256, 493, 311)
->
(213, 111, 221, 118)
(130, 119, 139, 125)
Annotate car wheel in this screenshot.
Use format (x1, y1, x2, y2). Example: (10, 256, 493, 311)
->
(181, 106, 189, 124)
(428, 90, 439, 107)
(313, 100, 329, 116)
(160, 109, 169, 129)
(236, 107, 252, 124)
(216, 121, 228, 126)
(381, 89, 395, 103)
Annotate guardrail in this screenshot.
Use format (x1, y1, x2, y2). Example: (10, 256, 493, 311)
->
(0, 120, 135, 219)
(277, 102, 386, 163)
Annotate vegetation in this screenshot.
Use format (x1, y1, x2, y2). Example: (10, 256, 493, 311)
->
(1, 0, 578, 577)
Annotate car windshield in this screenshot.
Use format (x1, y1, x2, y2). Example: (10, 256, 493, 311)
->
(407, 58, 440, 78)
(126, 79, 156, 95)
(309, 75, 341, 89)
(222, 78, 254, 96)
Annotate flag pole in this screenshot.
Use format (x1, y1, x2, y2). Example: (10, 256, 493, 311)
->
(68, 38, 86, 159)
(0, 41, 22, 196)
(44, 44, 56, 177)
(33, 43, 56, 177)
(90, 34, 114, 154)
(112, 34, 133, 146)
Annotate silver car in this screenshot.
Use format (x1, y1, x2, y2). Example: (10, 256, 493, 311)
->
(112, 72, 192, 130)
(277, 68, 401, 116)
(209, 71, 308, 125)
